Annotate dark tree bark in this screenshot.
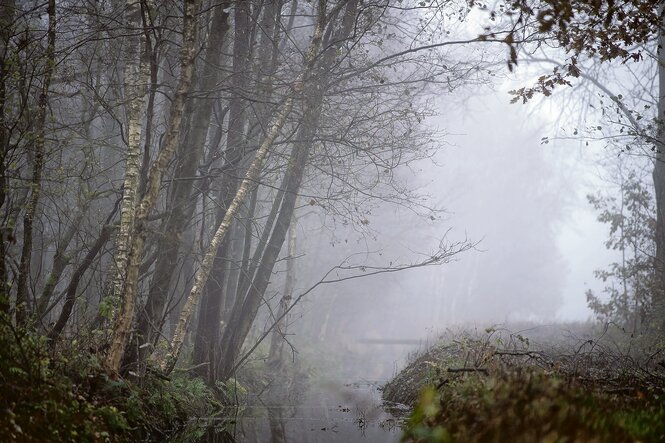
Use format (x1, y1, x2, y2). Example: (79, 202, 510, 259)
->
(192, 0, 258, 383)
(15, 0, 56, 326)
(652, 13, 665, 335)
(127, 0, 232, 375)
(36, 207, 87, 322)
(48, 226, 112, 344)
(217, 0, 359, 381)
(155, 0, 332, 376)
(106, 0, 200, 373)
(218, 106, 319, 381)
(0, 0, 16, 314)
(267, 213, 296, 368)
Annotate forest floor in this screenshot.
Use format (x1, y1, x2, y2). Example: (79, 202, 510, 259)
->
(6, 318, 665, 442)
(0, 319, 225, 442)
(383, 324, 665, 442)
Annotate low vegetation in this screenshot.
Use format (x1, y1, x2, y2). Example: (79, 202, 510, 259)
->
(385, 325, 665, 442)
(0, 318, 220, 442)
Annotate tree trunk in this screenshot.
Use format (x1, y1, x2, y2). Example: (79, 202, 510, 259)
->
(128, 0, 231, 375)
(653, 13, 665, 335)
(191, 0, 253, 379)
(15, 0, 56, 325)
(267, 212, 297, 368)
(36, 206, 88, 322)
(217, 112, 318, 381)
(192, 233, 232, 380)
(106, 0, 199, 373)
(155, 1, 330, 374)
(0, 0, 16, 314)
(109, 0, 148, 318)
(104, 0, 151, 372)
(192, 0, 283, 383)
(232, 0, 287, 313)
(48, 226, 112, 344)
(217, 0, 359, 381)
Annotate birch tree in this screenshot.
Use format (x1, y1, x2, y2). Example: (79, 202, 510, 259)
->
(105, 0, 200, 373)
(129, 0, 233, 374)
(191, 0, 286, 382)
(155, 0, 333, 374)
(108, 0, 149, 322)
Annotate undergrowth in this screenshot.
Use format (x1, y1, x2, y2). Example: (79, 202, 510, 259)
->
(387, 325, 665, 442)
(0, 318, 219, 442)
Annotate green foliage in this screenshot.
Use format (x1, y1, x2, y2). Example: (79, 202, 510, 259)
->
(586, 170, 655, 331)
(0, 316, 218, 442)
(0, 317, 126, 442)
(402, 369, 665, 442)
(402, 387, 450, 442)
(394, 328, 665, 442)
(216, 377, 248, 403)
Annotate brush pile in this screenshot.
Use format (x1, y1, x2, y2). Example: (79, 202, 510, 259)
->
(384, 324, 665, 442)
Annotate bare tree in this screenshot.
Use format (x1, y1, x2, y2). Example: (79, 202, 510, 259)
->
(106, 0, 200, 373)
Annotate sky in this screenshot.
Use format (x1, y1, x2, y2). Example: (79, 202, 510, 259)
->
(285, 15, 647, 350)
(434, 79, 612, 323)
(290, 81, 612, 351)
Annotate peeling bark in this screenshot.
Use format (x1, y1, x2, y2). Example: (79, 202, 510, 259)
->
(192, 0, 253, 381)
(128, 0, 232, 375)
(106, 0, 199, 373)
(217, 0, 358, 381)
(104, 0, 150, 372)
(218, 115, 317, 380)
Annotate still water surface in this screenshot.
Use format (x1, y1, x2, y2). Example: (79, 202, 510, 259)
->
(192, 340, 422, 442)
(198, 376, 404, 442)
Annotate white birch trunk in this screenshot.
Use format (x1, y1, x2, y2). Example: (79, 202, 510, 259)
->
(156, 0, 330, 374)
(105, 0, 149, 371)
(106, 0, 199, 372)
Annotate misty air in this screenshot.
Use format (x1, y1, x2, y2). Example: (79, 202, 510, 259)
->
(1, 1, 664, 442)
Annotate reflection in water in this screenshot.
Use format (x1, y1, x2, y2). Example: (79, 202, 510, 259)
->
(201, 426, 236, 443)
(267, 379, 288, 443)
(193, 342, 417, 442)
(198, 377, 402, 442)
(268, 406, 287, 443)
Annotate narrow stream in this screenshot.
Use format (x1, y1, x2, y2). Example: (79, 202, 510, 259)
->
(198, 377, 405, 442)
(195, 342, 417, 442)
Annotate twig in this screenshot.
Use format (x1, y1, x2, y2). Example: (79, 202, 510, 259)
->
(447, 367, 488, 374)
(173, 362, 210, 373)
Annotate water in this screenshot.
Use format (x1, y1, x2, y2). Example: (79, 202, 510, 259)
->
(191, 339, 421, 442)
(198, 376, 404, 442)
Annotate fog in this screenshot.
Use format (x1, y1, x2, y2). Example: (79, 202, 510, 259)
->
(282, 76, 612, 360)
(4, 1, 660, 440)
